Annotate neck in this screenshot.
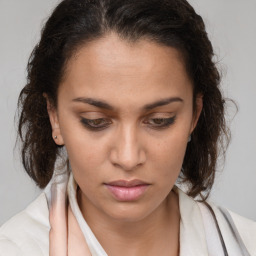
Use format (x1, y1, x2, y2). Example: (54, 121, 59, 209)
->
(77, 189, 180, 256)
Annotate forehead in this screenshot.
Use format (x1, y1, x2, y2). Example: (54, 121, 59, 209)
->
(59, 32, 192, 108)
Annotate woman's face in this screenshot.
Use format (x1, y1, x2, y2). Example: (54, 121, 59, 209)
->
(48, 32, 202, 222)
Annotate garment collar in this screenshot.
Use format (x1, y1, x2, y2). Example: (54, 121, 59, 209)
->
(173, 186, 209, 255)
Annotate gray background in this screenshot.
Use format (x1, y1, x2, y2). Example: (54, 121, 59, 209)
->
(0, 0, 255, 225)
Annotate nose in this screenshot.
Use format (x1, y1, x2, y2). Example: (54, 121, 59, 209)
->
(110, 124, 146, 171)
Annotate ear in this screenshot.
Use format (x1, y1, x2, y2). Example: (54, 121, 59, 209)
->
(190, 94, 203, 134)
(43, 93, 64, 146)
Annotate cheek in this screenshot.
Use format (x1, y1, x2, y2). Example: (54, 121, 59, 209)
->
(154, 131, 188, 162)
(67, 140, 104, 173)
(59, 120, 107, 182)
(150, 132, 188, 183)
(64, 137, 105, 197)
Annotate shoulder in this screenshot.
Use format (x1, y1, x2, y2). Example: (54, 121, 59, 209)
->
(207, 202, 256, 256)
(216, 205, 256, 254)
(229, 209, 256, 238)
(0, 193, 50, 256)
(175, 186, 256, 255)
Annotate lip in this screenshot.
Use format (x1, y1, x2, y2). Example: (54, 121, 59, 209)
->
(106, 179, 149, 187)
(104, 179, 150, 201)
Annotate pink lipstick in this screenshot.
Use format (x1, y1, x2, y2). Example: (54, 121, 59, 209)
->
(104, 179, 150, 201)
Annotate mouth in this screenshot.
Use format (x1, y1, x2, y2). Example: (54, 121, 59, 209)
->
(104, 179, 150, 201)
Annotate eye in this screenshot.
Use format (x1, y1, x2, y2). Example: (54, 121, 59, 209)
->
(144, 116, 176, 129)
(80, 118, 112, 131)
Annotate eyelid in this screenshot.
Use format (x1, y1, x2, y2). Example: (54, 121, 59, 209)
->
(144, 116, 176, 126)
(79, 117, 110, 130)
(81, 117, 111, 124)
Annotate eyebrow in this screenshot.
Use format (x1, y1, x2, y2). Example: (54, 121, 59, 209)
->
(143, 97, 183, 110)
(72, 97, 183, 111)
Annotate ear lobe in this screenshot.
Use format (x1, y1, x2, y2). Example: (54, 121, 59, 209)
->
(43, 93, 65, 146)
(190, 94, 203, 134)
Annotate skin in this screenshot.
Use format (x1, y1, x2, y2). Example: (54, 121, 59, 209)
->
(47, 32, 203, 255)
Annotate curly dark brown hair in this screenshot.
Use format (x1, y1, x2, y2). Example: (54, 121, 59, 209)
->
(18, 0, 230, 199)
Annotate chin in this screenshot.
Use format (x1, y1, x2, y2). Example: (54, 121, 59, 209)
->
(103, 202, 157, 223)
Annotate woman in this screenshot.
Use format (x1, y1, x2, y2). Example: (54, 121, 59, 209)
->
(0, 0, 255, 255)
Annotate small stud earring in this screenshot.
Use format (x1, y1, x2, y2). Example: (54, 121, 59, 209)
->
(188, 135, 191, 142)
(54, 136, 57, 140)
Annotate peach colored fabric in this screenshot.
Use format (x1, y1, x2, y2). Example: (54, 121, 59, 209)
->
(49, 171, 91, 256)
(67, 205, 92, 256)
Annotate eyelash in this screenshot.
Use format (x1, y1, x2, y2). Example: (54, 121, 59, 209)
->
(80, 116, 176, 131)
